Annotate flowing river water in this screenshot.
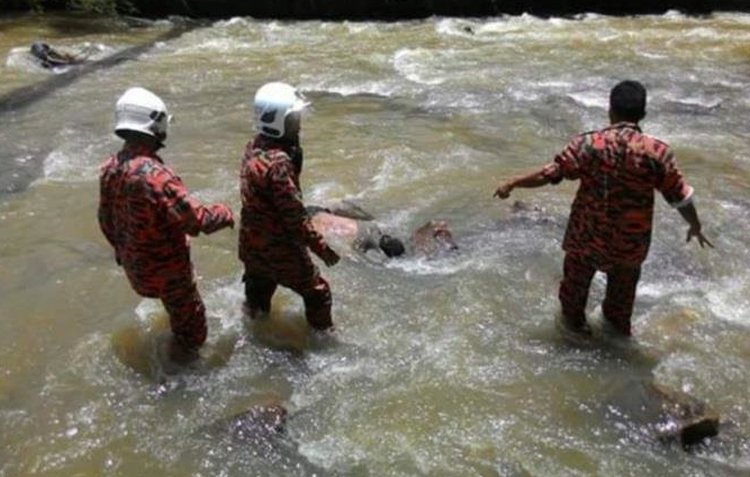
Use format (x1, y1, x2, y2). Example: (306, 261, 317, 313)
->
(1, 11, 750, 477)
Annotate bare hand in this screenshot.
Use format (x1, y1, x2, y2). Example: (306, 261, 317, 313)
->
(214, 204, 234, 230)
(493, 182, 513, 199)
(687, 225, 714, 249)
(319, 246, 340, 267)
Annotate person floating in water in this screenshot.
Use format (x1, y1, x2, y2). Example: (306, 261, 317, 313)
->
(307, 204, 405, 258)
(493, 80, 713, 337)
(239, 82, 340, 330)
(308, 204, 458, 258)
(98, 87, 234, 363)
(30, 42, 86, 69)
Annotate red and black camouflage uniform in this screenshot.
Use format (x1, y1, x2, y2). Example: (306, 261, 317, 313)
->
(239, 135, 335, 330)
(542, 122, 694, 335)
(98, 143, 233, 348)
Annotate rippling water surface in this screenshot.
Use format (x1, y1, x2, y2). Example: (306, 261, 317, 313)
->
(1, 11, 749, 477)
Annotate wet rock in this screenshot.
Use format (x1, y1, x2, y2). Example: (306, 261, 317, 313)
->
(203, 404, 288, 442)
(199, 403, 339, 476)
(609, 378, 719, 449)
(649, 383, 720, 447)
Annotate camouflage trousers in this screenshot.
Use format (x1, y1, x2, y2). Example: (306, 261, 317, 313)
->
(559, 252, 641, 336)
(160, 273, 208, 349)
(241, 246, 333, 330)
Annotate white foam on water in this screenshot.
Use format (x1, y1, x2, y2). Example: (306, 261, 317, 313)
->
(672, 95, 723, 110)
(203, 279, 246, 336)
(306, 181, 350, 205)
(39, 140, 105, 184)
(638, 51, 669, 60)
(393, 48, 447, 86)
(535, 80, 575, 89)
(714, 12, 750, 25)
(344, 21, 379, 35)
(134, 299, 166, 326)
(637, 279, 704, 301)
(213, 16, 252, 28)
(683, 27, 723, 40)
(171, 37, 259, 55)
(663, 9, 687, 20)
(382, 254, 472, 276)
(5, 46, 49, 73)
(574, 12, 607, 21)
(367, 147, 428, 191)
(35, 151, 92, 183)
(566, 91, 608, 109)
(704, 278, 750, 328)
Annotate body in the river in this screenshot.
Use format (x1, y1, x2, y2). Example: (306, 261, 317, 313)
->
(309, 203, 458, 259)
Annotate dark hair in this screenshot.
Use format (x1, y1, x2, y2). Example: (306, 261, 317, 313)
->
(610, 80, 647, 122)
(379, 235, 405, 258)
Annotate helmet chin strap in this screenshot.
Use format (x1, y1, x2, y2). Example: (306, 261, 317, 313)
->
(290, 146, 303, 176)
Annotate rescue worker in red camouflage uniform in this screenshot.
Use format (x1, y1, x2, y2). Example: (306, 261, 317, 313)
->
(493, 80, 713, 337)
(239, 82, 340, 330)
(98, 87, 234, 361)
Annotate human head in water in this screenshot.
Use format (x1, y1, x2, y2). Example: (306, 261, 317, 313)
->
(610, 80, 646, 124)
(379, 235, 405, 258)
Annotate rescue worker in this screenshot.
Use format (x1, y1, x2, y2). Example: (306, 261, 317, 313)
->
(98, 87, 234, 362)
(239, 82, 340, 330)
(493, 80, 713, 336)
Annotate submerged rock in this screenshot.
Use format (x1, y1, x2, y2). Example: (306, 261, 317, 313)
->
(649, 383, 720, 447)
(202, 404, 288, 441)
(198, 403, 338, 476)
(608, 378, 719, 449)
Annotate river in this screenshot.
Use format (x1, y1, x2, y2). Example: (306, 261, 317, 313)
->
(0, 11, 749, 477)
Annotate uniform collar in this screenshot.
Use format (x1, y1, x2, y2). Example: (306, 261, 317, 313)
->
(252, 134, 295, 154)
(607, 121, 642, 133)
(120, 142, 163, 163)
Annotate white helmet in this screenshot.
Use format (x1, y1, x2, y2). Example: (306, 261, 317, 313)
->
(114, 87, 170, 142)
(253, 82, 309, 138)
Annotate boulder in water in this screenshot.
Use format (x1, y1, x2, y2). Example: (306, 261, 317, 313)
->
(649, 383, 720, 447)
(609, 378, 719, 449)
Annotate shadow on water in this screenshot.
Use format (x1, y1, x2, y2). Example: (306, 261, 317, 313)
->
(0, 19, 201, 196)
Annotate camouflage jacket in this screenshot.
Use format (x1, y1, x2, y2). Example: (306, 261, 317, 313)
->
(98, 143, 232, 297)
(239, 135, 329, 263)
(543, 122, 694, 266)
